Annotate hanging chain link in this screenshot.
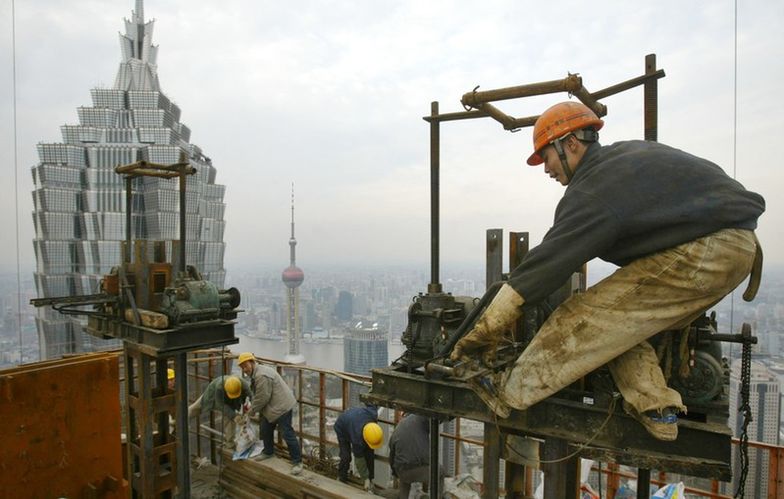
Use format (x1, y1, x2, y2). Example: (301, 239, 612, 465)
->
(734, 323, 753, 498)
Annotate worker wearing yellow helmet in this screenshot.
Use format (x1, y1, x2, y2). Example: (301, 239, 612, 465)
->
(452, 101, 764, 441)
(188, 374, 251, 446)
(334, 405, 382, 492)
(237, 352, 303, 476)
(167, 368, 175, 391)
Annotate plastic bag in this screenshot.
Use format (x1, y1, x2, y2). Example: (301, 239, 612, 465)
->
(652, 482, 685, 499)
(232, 414, 262, 460)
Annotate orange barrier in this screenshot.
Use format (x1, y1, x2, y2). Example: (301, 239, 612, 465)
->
(0, 352, 127, 498)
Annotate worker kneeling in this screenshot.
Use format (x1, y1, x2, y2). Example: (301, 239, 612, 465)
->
(335, 405, 383, 492)
(451, 101, 764, 441)
(189, 374, 251, 445)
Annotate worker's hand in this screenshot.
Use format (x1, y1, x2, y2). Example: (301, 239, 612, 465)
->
(450, 284, 524, 366)
(242, 401, 251, 414)
(450, 322, 499, 366)
(364, 479, 374, 493)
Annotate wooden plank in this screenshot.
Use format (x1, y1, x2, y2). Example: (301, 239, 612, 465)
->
(220, 451, 367, 499)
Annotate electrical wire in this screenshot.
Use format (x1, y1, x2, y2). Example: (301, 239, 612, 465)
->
(12, 0, 23, 363)
(728, 0, 739, 347)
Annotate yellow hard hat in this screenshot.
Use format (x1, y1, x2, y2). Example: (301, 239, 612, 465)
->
(224, 376, 242, 399)
(237, 352, 255, 365)
(362, 422, 383, 449)
(167, 368, 175, 380)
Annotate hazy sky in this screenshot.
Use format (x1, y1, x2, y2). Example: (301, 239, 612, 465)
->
(1, 1, 782, 278)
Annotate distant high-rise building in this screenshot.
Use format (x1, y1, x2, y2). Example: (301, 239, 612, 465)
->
(335, 290, 353, 322)
(727, 360, 781, 497)
(281, 185, 305, 365)
(344, 322, 388, 407)
(31, 0, 227, 359)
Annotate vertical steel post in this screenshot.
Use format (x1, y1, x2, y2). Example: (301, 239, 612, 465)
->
(509, 231, 529, 343)
(175, 352, 190, 497)
(482, 424, 500, 498)
(486, 229, 503, 289)
(542, 437, 579, 499)
(178, 167, 187, 273)
(644, 54, 658, 142)
(637, 468, 651, 498)
(428, 102, 442, 294)
(123, 346, 135, 495)
(319, 372, 327, 461)
(125, 176, 132, 263)
(429, 418, 440, 499)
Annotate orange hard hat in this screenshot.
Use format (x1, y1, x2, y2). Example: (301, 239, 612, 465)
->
(527, 101, 604, 166)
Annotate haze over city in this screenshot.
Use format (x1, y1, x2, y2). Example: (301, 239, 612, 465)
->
(1, 0, 782, 274)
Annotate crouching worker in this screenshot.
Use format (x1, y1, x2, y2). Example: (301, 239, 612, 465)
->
(189, 374, 251, 445)
(389, 414, 443, 498)
(238, 352, 303, 475)
(334, 405, 383, 492)
(451, 101, 764, 441)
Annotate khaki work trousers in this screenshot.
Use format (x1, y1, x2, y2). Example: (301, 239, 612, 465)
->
(502, 228, 757, 415)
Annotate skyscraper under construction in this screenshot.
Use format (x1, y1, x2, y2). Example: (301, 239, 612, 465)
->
(31, 0, 227, 359)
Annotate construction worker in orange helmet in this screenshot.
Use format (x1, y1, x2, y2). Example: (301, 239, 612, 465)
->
(451, 100, 764, 441)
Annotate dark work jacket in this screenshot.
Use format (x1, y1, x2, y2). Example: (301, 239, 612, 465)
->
(201, 375, 252, 414)
(334, 405, 378, 456)
(508, 140, 765, 304)
(388, 414, 429, 476)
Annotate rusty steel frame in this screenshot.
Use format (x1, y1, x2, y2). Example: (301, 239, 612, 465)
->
(174, 353, 784, 498)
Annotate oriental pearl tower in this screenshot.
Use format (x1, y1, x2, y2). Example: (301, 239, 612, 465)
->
(282, 184, 306, 365)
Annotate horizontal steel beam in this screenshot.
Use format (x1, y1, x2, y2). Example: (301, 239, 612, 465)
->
(364, 366, 731, 481)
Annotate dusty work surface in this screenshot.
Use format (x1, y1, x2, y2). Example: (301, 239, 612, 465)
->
(191, 459, 225, 499)
(219, 451, 382, 498)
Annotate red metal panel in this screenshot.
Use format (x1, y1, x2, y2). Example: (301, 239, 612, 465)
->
(0, 353, 126, 498)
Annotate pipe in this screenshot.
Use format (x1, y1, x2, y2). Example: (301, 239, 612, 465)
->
(428, 102, 442, 293)
(461, 75, 582, 108)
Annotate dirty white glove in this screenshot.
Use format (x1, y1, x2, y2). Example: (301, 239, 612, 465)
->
(364, 478, 374, 493)
(450, 283, 524, 366)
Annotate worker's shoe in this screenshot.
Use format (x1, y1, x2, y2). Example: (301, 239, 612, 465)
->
(255, 452, 274, 461)
(290, 463, 303, 475)
(626, 403, 679, 441)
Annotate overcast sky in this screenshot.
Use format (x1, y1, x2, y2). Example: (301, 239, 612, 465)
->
(1, 1, 782, 280)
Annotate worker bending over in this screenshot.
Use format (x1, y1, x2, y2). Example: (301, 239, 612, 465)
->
(389, 414, 443, 498)
(452, 101, 764, 441)
(188, 374, 251, 445)
(238, 352, 303, 475)
(334, 404, 383, 492)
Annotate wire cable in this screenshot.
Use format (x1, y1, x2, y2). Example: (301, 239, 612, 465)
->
(12, 0, 23, 363)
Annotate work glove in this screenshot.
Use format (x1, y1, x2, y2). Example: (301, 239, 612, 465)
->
(364, 479, 374, 493)
(450, 283, 524, 366)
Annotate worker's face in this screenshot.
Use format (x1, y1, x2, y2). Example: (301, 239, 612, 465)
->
(239, 360, 253, 376)
(539, 135, 583, 186)
(540, 145, 570, 186)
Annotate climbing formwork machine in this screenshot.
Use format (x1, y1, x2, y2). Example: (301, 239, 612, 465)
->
(364, 54, 757, 498)
(32, 156, 241, 498)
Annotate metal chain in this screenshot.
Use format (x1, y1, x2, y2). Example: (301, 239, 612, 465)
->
(734, 331, 752, 498)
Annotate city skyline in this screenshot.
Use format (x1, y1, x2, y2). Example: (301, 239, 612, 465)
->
(1, 1, 782, 275)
